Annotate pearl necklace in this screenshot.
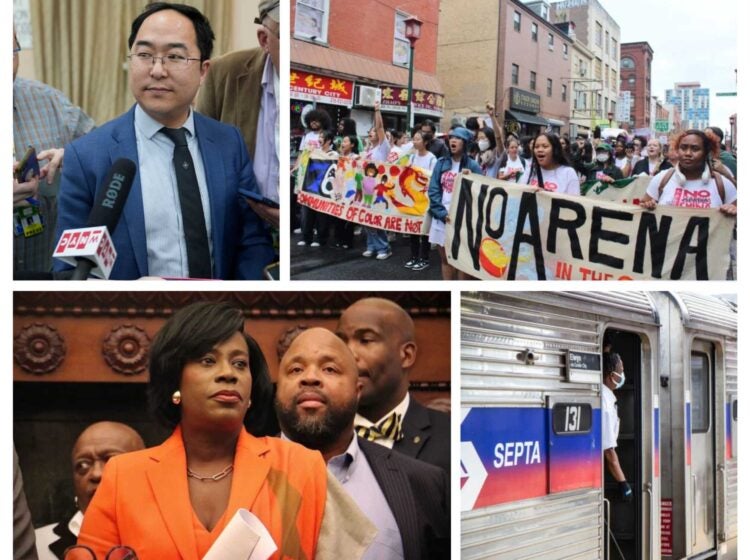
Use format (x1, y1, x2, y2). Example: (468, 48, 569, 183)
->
(187, 464, 234, 482)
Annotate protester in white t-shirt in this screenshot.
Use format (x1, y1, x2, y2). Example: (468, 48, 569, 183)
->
(640, 130, 736, 216)
(361, 101, 392, 259)
(613, 139, 632, 177)
(518, 133, 580, 196)
(497, 137, 525, 181)
(404, 130, 438, 272)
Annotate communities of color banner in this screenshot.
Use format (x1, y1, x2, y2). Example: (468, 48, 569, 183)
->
(445, 174, 735, 281)
(297, 153, 431, 234)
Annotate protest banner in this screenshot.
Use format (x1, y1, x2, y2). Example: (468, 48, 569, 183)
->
(296, 152, 431, 234)
(582, 175, 650, 206)
(445, 174, 735, 280)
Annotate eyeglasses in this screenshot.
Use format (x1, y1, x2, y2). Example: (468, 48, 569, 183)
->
(63, 544, 138, 560)
(127, 52, 200, 69)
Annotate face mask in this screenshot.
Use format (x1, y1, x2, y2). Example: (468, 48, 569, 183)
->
(613, 370, 626, 389)
(596, 153, 609, 163)
(478, 139, 491, 152)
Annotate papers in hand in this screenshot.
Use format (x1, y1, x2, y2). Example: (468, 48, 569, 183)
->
(202, 509, 277, 560)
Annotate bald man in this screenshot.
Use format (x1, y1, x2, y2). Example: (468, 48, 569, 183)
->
(35, 422, 144, 559)
(275, 328, 449, 560)
(337, 298, 450, 475)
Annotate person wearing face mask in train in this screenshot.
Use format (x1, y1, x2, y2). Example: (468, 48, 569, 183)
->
(602, 351, 633, 503)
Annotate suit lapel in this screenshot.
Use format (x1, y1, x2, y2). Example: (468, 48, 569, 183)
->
(394, 399, 430, 459)
(224, 430, 271, 517)
(48, 518, 78, 559)
(360, 439, 421, 560)
(145, 429, 199, 560)
(109, 106, 148, 276)
(194, 114, 227, 279)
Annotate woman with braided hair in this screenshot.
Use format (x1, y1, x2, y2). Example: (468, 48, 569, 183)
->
(640, 129, 736, 215)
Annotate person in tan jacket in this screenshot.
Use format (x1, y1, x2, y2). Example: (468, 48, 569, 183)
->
(197, 0, 280, 227)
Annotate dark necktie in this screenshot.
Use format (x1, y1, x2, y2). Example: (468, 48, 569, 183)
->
(160, 127, 212, 278)
(355, 412, 404, 443)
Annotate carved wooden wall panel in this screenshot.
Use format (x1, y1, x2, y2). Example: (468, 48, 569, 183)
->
(14, 292, 451, 391)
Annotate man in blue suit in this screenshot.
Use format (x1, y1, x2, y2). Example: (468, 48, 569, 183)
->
(55, 2, 275, 279)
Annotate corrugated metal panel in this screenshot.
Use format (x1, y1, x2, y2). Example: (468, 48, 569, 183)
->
(465, 291, 658, 326)
(671, 292, 737, 335)
(725, 337, 738, 538)
(462, 294, 600, 405)
(462, 490, 602, 559)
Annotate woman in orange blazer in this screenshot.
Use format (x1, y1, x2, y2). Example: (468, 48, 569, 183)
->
(76, 301, 374, 560)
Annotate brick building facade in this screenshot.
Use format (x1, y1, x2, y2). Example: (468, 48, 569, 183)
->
(620, 42, 653, 131)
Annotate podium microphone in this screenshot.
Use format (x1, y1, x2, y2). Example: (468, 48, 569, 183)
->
(53, 158, 136, 280)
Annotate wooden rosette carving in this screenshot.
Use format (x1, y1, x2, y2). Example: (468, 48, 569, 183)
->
(14, 323, 66, 375)
(102, 325, 150, 376)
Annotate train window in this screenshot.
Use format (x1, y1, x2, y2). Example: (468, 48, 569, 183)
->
(552, 403, 593, 434)
(690, 353, 710, 433)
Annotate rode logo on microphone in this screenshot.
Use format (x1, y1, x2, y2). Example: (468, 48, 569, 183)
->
(102, 173, 127, 208)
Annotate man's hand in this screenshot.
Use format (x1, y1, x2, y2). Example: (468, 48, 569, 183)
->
(13, 161, 39, 206)
(37, 147, 65, 185)
(640, 199, 657, 210)
(618, 481, 633, 502)
(246, 199, 280, 228)
(373, 100, 381, 112)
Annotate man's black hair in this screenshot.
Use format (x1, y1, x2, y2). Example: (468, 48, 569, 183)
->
(419, 119, 437, 133)
(602, 351, 622, 376)
(129, 2, 215, 62)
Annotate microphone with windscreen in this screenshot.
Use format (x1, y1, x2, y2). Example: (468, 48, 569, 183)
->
(53, 158, 136, 280)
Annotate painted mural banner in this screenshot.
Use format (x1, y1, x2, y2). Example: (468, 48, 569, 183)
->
(582, 175, 650, 206)
(445, 174, 735, 281)
(296, 152, 431, 234)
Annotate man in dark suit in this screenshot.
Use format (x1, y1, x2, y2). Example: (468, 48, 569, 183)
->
(54, 2, 275, 279)
(275, 328, 450, 560)
(35, 422, 144, 559)
(337, 297, 451, 475)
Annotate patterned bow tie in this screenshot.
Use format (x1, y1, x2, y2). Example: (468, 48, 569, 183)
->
(355, 412, 404, 443)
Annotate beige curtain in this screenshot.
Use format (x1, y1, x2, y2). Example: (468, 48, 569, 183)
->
(30, 0, 232, 125)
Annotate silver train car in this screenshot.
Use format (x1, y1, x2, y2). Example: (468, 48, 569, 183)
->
(460, 292, 737, 560)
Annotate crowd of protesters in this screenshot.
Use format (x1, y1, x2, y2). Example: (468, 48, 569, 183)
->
(293, 102, 737, 279)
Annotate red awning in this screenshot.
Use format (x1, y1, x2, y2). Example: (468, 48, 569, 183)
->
(291, 38, 443, 94)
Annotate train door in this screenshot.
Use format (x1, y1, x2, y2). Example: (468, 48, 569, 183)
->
(689, 341, 716, 556)
(604, 329, 651, 560)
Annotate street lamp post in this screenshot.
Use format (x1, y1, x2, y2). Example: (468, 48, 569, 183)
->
(404, 15, 423, 134)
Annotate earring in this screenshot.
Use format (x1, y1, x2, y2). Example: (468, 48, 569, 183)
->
(171, 390, 181, 405)
(247, 399, 252, 409)
(74, 496, 79, 509)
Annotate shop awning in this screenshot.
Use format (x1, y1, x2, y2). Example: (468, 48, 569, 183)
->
(292, 38, 443, 93)
(505, 110, 550, 127)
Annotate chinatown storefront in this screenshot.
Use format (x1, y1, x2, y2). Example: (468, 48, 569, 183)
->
(291, 39, 444, 159)
(503, 87, 550, 138)
(290, 69, 445, 157)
